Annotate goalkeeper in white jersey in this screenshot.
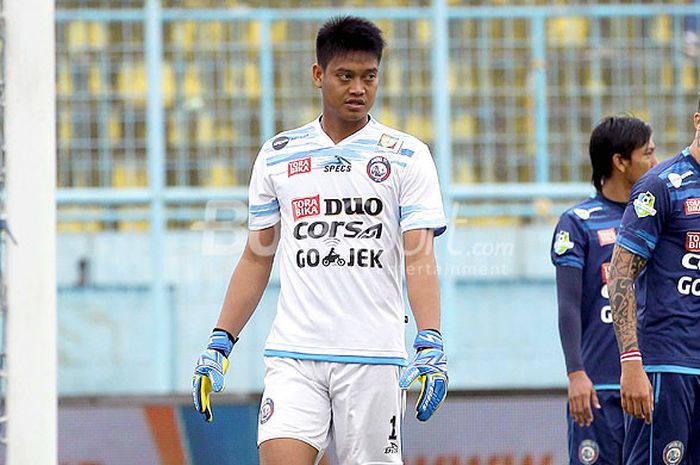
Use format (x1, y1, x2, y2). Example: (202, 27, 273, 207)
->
(192, 16, 448, 465)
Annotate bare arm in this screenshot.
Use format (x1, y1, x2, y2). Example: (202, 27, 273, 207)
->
(216, 225, 280, 336)
(404, 229, 440, 331)
(608, 244, 647, 353)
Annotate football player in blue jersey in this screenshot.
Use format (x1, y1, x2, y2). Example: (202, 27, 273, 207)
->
(552, 115, 656, 465)
(610, 103, 700, 464)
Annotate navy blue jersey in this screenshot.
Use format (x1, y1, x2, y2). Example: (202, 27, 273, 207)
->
(551, 193, 626, 386)
(617, 148, 700, 373)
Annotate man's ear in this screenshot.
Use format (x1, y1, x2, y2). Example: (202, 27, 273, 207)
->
(311, 63, 323, 89)
(693, 112, 700, 131)
(612, 153, 628, 174)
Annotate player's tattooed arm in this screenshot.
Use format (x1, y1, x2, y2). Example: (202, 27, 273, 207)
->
(608, 245, 647, 353)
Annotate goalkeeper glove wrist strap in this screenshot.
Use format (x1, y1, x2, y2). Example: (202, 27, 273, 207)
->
(414, 328, 443, 351)
(207, 328, 237, 358)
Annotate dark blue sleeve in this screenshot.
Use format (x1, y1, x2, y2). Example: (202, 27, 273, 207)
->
(617, 173, 670, 260)
(556, 266, 584, 373)
(551, 212, 587, 269)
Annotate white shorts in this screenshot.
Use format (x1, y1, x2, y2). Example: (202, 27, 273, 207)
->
(257, 357, 405, 465)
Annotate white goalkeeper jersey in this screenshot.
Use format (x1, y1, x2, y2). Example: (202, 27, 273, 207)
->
(248, 116, 446, 365)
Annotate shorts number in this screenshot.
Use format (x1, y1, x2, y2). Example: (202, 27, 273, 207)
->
(388, 415, 397, 440)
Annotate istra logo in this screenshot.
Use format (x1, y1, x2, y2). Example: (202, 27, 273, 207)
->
(553, 230, 574, 256)
(685, 198, 700, 215)
(288, 157, 311, 177)
(291, 195, 320, 221)
(633, 191, 657, 218)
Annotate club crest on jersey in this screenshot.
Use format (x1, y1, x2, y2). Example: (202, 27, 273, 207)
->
(663, 441, 684, 465)
(597, 228, 617, 246)
(633, 191, 657, 218)
(685, 198, 700, 215)
(291, 195, 320, 221)
(259, 398, 274, 424)
(554, 231, 574, 255)
(377, 133, 403, 153)
(578, 440, 599, 465)
(367, 156, 391, 183)
(288, 157, 311, 177)
(686, 232, 700, 252)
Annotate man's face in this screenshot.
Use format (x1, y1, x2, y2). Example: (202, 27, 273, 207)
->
(312, 51, 379, 124)
(625, 136, 658, 184)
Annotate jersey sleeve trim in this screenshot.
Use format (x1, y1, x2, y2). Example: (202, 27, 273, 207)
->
(553, 259, 584, 269)
(617, 233, 653, 260)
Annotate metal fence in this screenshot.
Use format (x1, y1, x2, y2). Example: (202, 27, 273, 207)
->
(56, 3, 700, 212)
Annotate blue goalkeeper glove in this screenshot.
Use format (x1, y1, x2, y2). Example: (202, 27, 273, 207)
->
(192, 328, 236, 422)
(399, 329, 448, 422)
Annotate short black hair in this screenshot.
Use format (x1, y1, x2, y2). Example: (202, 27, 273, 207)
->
(589, 115, 652, 192)
(315, 16, 385, 69)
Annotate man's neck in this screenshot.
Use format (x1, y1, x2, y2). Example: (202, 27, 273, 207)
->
(690, 131, 700, 163)
(601, 177, 631, 204)
(320, 114, 369, 144)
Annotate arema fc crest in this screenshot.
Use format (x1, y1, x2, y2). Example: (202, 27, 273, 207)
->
(633, 191, 657, 218)
(578, 439, 599, 465)
(367, 156, 391, 183)
(663, 441, 684, 465)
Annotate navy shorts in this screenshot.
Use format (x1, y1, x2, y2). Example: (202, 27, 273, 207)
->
(568, 390, 624, 465)
(624, 372, 700, 465)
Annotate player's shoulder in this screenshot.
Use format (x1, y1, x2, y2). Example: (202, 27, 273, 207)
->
(637, 150, 690, 191)
(560, 195, 603, 224)
(257, 120, 321, 159)
(367, 118, 431, 158)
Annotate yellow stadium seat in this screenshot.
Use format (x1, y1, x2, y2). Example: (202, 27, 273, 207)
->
(161, 62, 175, 108)
(244, 62, 261, 98)
(651, 16, 672, 45)
(199, 21, 223, 49)
(109, 112, 122, 144)
(661, 65, 673, 90)
(197, 115, 215, 146)
(454, 160, 476, 184)
(451, 114, 476, 139)
(112, 162, 148, 188)
(216, 123, 236, 143)
(88, 64, 103, 94)
(376, 108, 398, 129)
(547, 17, 588, 47)
(184, 64, 202, 100)
(682, 62, 696, 91)
(167, 115, 180, 146)
(57, 65, 73, 96)
(271, 21, 288, 44)
(416, 19, 431, 44)
(117, 63, 147, 106)
(383, 60, 402, 95)
(88, 22, 107, 49)
(404, 114, 433, 141)
(376, 20, 393, 40)
(248, 21, 261, 48)
(67, 21, 88, 51)
(59, 111, 72, 141)
(205, 161, 236, 187)
(171, 21, 196, 52)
